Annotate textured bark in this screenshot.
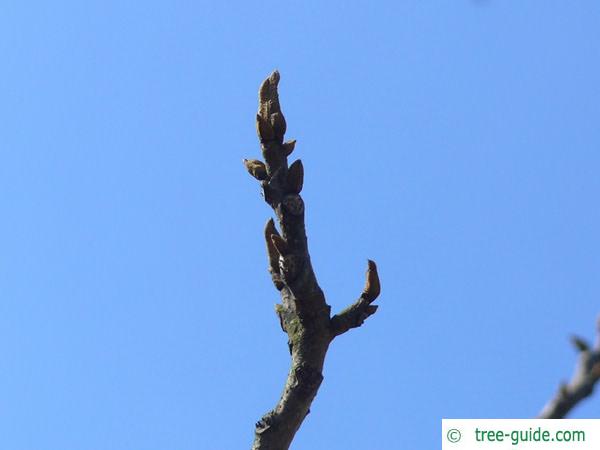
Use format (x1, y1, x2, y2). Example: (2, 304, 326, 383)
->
(244, 71, 381, 450)
(539, 318, 600, 418)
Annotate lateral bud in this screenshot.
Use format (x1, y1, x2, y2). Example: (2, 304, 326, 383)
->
(243, 159, 268, 181)
(362, 259, 381, 303)
(287, 159, 304, 194)
(264, 218, 281, 274)
(282, 140, 296, 157)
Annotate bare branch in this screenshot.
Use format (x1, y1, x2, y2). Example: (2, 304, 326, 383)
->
(538, 317, 600, 418)
(243, 72, 381, 450)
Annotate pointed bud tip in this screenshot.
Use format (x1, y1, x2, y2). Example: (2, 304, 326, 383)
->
(287, 159, 304, 194)
(282, 140, 296, 157)
(362, 259, 381, 302)
(265, 218, 278, 235)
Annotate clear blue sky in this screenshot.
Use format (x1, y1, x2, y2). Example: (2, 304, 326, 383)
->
(1, 1, 599, 449)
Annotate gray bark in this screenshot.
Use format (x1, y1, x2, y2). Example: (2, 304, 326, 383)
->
(243, 72, 381, 450)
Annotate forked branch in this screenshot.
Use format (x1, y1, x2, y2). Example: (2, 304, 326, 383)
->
(243, 71, 381, 450)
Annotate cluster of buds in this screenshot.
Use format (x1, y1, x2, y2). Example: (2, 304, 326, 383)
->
(243, 71, 308, 287)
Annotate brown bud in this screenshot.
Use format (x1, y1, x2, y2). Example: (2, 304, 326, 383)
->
(256, 114, 274, 142)
(243, 159, 268, 180)
(270, 112, 286, 140)
(282, 140, 296, 157)
(362, 259, 381, 303)
(264, 219, 280, 274)
(270, 234, 289, 256)
(259, 71, 280, 103)
(258, 72, 281, 121)
(287, 159, 304, 194)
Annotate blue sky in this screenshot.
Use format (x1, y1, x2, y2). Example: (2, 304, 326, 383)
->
(1, 1, 599, 449)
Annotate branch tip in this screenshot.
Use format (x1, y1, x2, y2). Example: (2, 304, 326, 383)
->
(362, 259, 381, 303)
(258, 71, 282, 120)
(267, 69, 280, 87)
(258, 71, 280, 101)
(330, 261, 382, 337)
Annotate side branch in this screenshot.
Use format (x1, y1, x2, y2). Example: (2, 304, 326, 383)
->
(331, 260, 381, 337)
(538, 317, 600, 418)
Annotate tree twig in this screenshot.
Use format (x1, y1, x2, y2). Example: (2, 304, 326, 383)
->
(538, 317, 600, 418)
(243, 71, 381, 450)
